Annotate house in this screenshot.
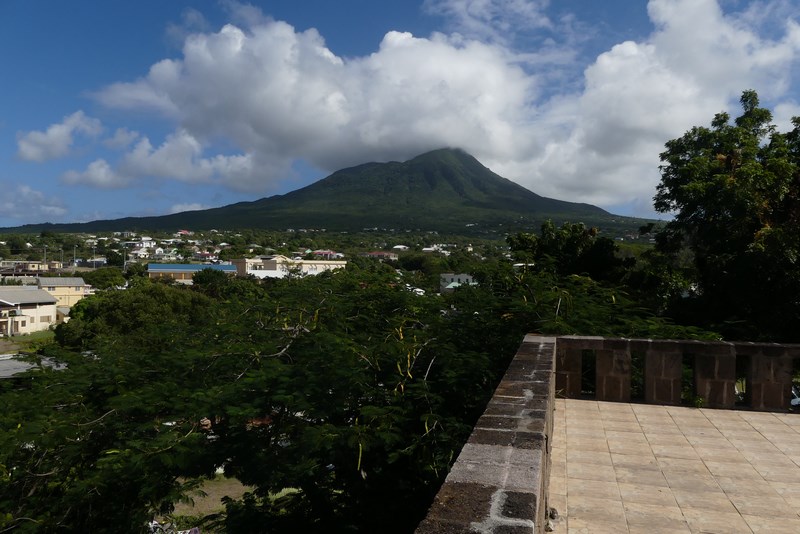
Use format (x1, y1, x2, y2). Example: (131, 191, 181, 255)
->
(421, 244, 452, 256)
(312, 250, 344, 260)
(21, 261, 47, 272)
(0, 287, 58, 335)
(152, 248, 181, 261)
(37, 277, 91, 307)
(130, 248, 151, 260)
(83, 256, 107, 268)
(192, 251, 218, 262)
(232, 255, 347, 279)
(439, 273, 478, 293)
(147, 263, 237, 284)
(361, 251, 399, 261)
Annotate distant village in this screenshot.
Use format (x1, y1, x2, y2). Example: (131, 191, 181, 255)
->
(0, 228, 496, 338)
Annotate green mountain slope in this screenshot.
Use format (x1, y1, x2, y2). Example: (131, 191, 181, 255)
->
(2, 148, 626, 234)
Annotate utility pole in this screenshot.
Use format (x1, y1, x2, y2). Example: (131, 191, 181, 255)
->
(74, 245, 78, 267)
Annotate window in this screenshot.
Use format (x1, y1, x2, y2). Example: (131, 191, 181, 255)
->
(47, 286, 55, 291)
(40, 316, 51, 323)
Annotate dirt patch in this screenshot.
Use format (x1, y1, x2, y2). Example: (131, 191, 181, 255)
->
(0, 339, 23, 354)
(174, 477, 250, 517)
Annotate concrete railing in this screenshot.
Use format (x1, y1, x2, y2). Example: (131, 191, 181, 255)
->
(416, 334, 557, 534)
(555, 336, 800, 410)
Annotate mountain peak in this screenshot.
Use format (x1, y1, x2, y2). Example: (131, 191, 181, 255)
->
(0, 149, 612, 233)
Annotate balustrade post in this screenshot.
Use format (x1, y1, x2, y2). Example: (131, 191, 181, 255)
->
(691, 342, 736, 409)
(596, 338, 631, 402)
(644, 340, 683, 405)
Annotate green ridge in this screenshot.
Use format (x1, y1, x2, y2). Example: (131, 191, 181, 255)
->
(3, 148, 633, 233)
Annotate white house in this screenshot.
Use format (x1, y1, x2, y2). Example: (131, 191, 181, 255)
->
(0, 287, 58, 335)
(440, 273, 478, 293)
(232, 255, 347, 279)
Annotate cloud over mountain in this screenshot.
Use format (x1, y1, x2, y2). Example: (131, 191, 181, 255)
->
(14, 0, 800, 221)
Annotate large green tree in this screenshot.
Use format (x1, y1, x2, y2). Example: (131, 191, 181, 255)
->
(654, 90, 800, 340)
(507, 220, 628, 282)
(1, 258, 715, 532)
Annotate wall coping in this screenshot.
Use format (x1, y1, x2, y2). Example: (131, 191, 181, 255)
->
(416, 335, 556, 534)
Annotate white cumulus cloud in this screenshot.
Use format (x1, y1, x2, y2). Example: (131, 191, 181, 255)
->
(62, 0, 800, 216)
(104, 127, 140, 150)
(62, 159, 128, 189)
(169, 203, 210, 214)
(0, 185, 68, 221)
(17, 111, 102, 162)
(423, 0, 553, 43)
(64, 129, 259, 191)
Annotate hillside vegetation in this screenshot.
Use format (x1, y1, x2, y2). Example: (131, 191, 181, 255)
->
(1, 149, 644, 236)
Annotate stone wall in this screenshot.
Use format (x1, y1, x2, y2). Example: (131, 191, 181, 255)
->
(555, 336, 800, 410)
(416, 335, 556, 534)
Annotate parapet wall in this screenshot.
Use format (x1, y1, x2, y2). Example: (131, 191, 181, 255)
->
(416, 335, 556, 534)
(556, 336, 800, 410)
(416, 335, 800, 533)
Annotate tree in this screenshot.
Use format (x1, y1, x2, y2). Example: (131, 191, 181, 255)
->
(507, 220, 628, 282)
(105, 249, 124, 267)
(82, 267, 127, 290)
(4, 235, 29, 256)
(654, 90, 800, 341)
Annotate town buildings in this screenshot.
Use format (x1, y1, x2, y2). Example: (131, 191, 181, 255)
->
(231, 255, 347, 279)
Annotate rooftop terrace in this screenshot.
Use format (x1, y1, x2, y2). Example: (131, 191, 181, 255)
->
(416, 335, 800, 534)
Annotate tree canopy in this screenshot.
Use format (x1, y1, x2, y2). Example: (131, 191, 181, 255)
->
(654, 90, 800, 341)
(0, 246, 715, 533)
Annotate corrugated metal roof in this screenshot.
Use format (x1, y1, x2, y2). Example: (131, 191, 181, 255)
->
(37, 277, 87, 287)
(0, 354, 65, 378)
(0, 287, 58, 306)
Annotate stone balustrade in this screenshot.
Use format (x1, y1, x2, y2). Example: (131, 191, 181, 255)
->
(556, 336, 800, 410)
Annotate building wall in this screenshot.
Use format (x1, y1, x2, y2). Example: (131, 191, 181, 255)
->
(234, 256, 347, 279)
(0, 303, 58, 335)
(40, 285, 86, 307)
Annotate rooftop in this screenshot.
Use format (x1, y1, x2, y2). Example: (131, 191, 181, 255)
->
(37, 277, 87, 287)
(146, 263, 236, 272)
(0, 287, 58, 305)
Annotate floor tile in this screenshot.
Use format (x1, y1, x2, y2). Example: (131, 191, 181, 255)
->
(551, 399, 800, 534)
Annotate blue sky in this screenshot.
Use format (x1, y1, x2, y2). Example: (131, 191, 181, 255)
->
(2, 0, 800, 228)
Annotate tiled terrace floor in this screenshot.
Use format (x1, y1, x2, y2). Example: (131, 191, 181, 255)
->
(550, 398, 800, 533)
